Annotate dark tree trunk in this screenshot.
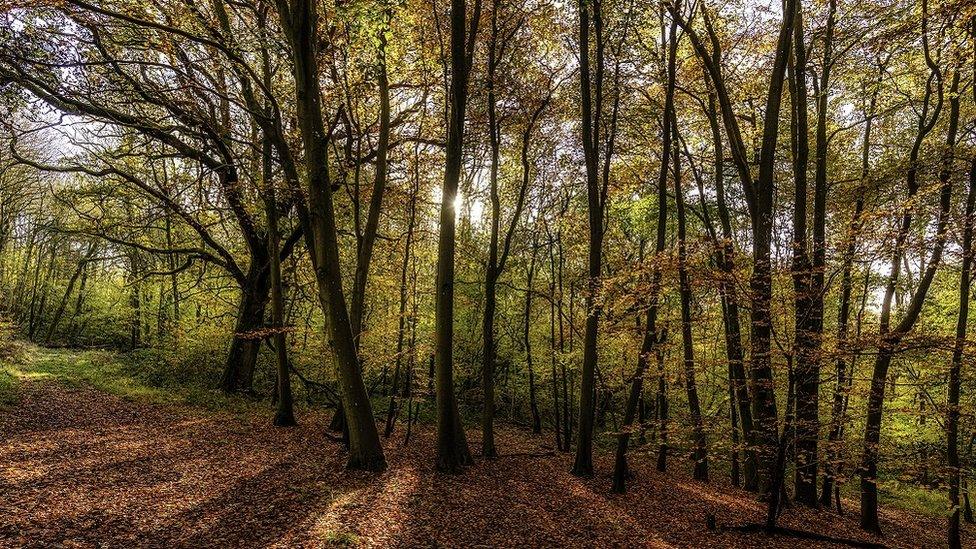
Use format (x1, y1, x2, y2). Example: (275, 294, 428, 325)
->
(525, 240, 542, 434)
(261, 120, 296, 427)
(548, 226, 564, 450)
(276, 0, 387, 471)
(701, 66, 759, 492)
(860, 63, 957, 534)
(655, 335, 669, 472)
(670, 0, 797, 495)
(349, 9, 392, 349)
(220, 255, 271, 394)
(29, 241, 57, 341)
(673, 119, 708, 482)
(787, 2, 821, 507)
(572, 0, 616, 479)
(822, 52, 880, 510)
(434, 0, 479, 473)
(948, 123, 976, 548)
(385, 134, 420, 439)
(612, 13, 673, 494)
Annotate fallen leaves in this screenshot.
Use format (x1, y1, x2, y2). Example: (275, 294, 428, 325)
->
(0, 382, 967, 548)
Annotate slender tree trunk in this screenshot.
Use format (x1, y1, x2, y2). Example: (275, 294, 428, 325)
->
(946, 136, 974, 549)
(45, 242, 97, 343)
(822, 55, 879, 509)
(611, 13, 673, 493)
(69, 254, 91, 342)
(673, 120, 708, 481)
(385, 139, 420, 439)
(861, 63, 957, 533)
(349, 10, 392, 348)
(263, 131, 296, 426)
(558, 227, 572, 450)
(480, 0, 503, 458)
(28, 240, 56, 341)
(571, 0, 608, 479)
(276, 0, 386, 471)
(525, 241, 542, 434)
(434, 0, 479, 472)
(700, 68, 759, 492)
(656, 335, 669, 472)
(548, 227, 563, 450)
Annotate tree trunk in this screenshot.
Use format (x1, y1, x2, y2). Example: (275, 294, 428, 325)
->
(860, 64, 957, 533)
(262, 125, 296, 427)
(276, 0, 387, 471)
(946, 139, 973, 549)
(822, 52, 879, 510)
(702, 67, 759, 492)
(611, 13, 674, 494)
(385, 136, 420, 439)
(434, 0, 479, 472)
(656, 335, 669, 472)
(673, 120, 708, 482)
(571, 0, 611, 480)
(525, 241, 542, 434)
(548, 227, 564, 450)
(788, 2, 821, 507)
(45, 242, 97, 344)
(220, 256, 270, 394)
(349, 10, 392, 348)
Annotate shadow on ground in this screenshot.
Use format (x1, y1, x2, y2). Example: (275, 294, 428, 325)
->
(0, 381, 967, 548)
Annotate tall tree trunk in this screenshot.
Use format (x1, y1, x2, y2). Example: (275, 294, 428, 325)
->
(385, 133, 420, 439)
(349, 10, 392, 348)
(548, 226, 563, 450)
(276, 0, 386, 471)
(822, 52, 880, 510)
(948, 87, 976, 549)
(611, 13, 674, 494)
(701, 67, 759, 492)
(525, 240, 542, 434)
(655, 333, 669, 472)
(434, 0, 479, 472)
(787, 1, 821, 507)
(558, 225, 572, 450)
(673, 119, 709, 482)
(480, 0, 503, 458)
(860, 60, 957, 533)
(670, 0, 797, 495)
(264, 123, 296, 427)
(571, 0, 610, 479)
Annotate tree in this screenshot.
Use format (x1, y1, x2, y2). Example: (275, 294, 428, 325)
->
(275, 0, 387, 471)
(433, 0, 480, 472)
(858, 10, 958, 531)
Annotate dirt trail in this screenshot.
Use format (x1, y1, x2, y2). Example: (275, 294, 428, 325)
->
(0, 375, 965, 548)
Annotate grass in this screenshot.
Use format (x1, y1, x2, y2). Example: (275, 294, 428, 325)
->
(876, 479, 950, 518)
(0, 367, 17, 407)
(324, 531, 360, 547)
(0, 344, 268, 417)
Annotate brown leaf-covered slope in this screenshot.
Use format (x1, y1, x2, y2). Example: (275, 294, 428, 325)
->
(0, 381, 965, 548)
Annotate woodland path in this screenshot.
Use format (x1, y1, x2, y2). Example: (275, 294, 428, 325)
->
(0, 350, 967, 548)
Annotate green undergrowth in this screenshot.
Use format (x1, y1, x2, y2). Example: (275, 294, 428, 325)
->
(0, 343, 267, 417)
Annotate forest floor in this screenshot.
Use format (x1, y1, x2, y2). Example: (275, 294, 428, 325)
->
(0, 347, 969, 548)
